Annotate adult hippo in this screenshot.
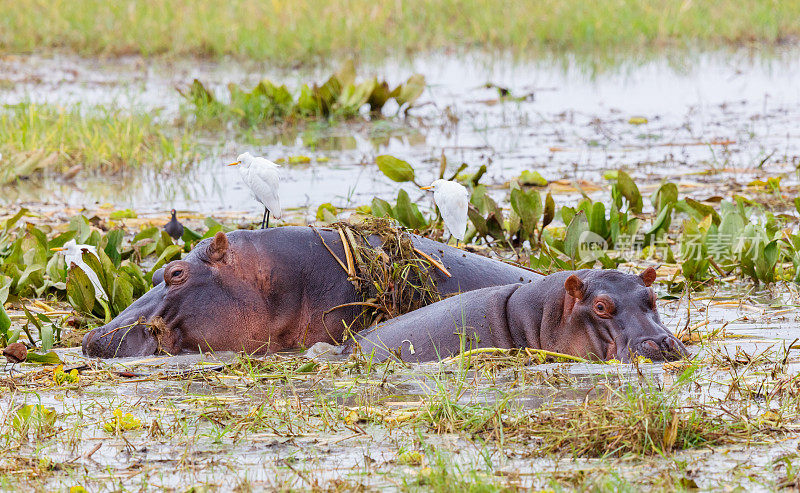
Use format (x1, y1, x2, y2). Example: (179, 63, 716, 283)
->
(346, 267, 687, 362)
(82, 226, 540, 358)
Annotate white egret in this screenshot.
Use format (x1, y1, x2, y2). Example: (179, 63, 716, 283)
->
(421, 179, 469, 244)
(228, 152, 282, 229)
(51, 240, 107, 299)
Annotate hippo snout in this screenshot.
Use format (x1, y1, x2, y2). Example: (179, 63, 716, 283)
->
(81, 282, 167, 358)
(632, 334, 688, 362)
(82, 321, 159, 358)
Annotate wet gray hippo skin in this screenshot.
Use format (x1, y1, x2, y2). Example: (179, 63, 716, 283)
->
(346, 267, 687, 363)
(82, 227, 540, 358)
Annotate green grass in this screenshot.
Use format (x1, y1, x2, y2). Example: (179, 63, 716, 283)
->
(0, 0, 797, 62)
(0, 103, 195, 183)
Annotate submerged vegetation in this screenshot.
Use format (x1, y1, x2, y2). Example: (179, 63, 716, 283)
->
(1, 0, 799, 62)
(182, 62, 425, 126)
(1, 341, 797, 489)
(0, 103, 195, 184)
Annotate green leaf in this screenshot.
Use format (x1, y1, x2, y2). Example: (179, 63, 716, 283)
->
(588, 202, 607, 237)
(0, 305, 10, 339)
(147, 245, 182, 282)
(542, 193, 555, 230)
(376, 155, 415, 183)
(370, 198, 394, 219)
(685, 198, 721, 226)
(510, 189, 541, 239)
(47, 230, 77, 251)
(39, 324, 54, 351)
(15, 265, 44, 295)
(564, 210, 589, 260)
(181, 226, 202, 244)
(615, 171, 643, 213)
(104, 229, 124, 268)
(68, 215, 92, 243)
(316, 203, 338, 222)
(367, 79, 391, 112)
(12, 404, 57, 429)
(25, 351, 62, 365)
(133, 226, 160, 245)
(719, 211, 745, 239)
(652, 182, 679, 211)
(394, 189, 427, 229)
(0, 275, 12, 304)
(21, 304, 42, 331)
(392, 74, 426, 109)
(3, 208, 28, 233)
(111, 276, 134, 316)
(645, 205, 673, 235)
(66, 265, 95, 314)
(518, 170, 548, 187)
(467, 207, 488, 237)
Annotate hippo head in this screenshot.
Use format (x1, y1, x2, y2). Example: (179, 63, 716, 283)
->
(82, 232, 272, 358)
(556, 267, 687, 362)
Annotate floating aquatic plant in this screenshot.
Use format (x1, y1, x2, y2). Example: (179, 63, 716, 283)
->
(181, 61, 425, 126)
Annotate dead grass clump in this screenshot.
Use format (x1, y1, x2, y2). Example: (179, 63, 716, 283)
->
(324, 219, 441, 331)
(518, 384, 758, 456)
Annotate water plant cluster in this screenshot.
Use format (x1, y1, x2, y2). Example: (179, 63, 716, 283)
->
(181, 61, 425, 127)
(372, 155, 800, 287)
(0, 211, 233, 347)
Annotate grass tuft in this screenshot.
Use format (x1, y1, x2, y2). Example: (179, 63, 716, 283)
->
(0, 103, 195, 184)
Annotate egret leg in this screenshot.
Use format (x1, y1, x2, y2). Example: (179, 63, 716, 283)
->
(260, 207, 270, 229)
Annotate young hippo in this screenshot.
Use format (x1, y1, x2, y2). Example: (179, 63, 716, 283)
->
(345, 267, 687, 362)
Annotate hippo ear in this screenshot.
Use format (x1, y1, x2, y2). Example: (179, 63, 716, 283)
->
(208, 231, 229, 263)
(640, 266, 657, 287)
(564, 275, 585, 299)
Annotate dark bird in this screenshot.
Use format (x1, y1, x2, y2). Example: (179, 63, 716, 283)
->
(164, 209, 184, 241)
(3, 342, 27, 372)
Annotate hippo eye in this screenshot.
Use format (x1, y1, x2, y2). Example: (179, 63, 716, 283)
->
(165, 262, 189, 286)
(592, 296, 614, 318)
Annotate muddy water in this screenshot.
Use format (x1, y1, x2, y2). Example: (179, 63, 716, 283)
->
(3, 48, 800, 221)
(3, 286, 800, 490)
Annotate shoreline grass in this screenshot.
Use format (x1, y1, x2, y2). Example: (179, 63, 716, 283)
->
(0, 1, 798, 63)
(0, 103, 195, 183)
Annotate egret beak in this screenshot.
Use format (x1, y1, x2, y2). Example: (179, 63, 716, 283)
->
(227, 161, 240, 166)
(420, 186, 434, 190)
(51, 247, 65, 252)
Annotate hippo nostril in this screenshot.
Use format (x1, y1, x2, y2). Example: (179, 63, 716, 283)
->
(643, 340, 659, 352)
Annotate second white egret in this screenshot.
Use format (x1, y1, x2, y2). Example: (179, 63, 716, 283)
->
(228, 152, 282, 228)
(51, 239, 107, 299)
(421, 179, 469, 243)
